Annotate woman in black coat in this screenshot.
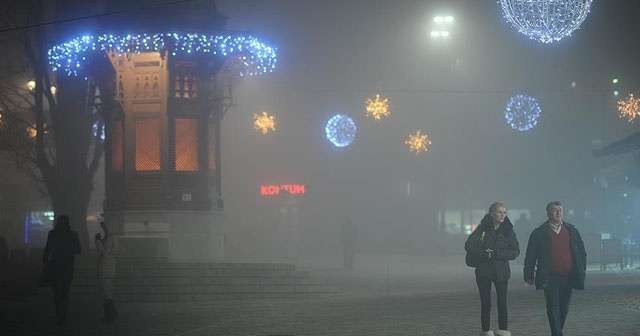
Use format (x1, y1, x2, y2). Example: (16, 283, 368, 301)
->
(42, 215, 82, 326)
(465, 202, 520, 336)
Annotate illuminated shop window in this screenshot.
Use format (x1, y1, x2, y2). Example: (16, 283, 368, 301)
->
(135, 118, 161, 171)
(174, 118, 198, 172)
(110, 120, 123, 172)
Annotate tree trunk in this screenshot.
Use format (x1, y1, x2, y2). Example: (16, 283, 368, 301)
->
(46, 75, 95, 250)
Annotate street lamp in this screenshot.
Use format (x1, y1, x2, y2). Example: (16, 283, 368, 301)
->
(26, 80, 57, 95)
(430, 15, 454, 39)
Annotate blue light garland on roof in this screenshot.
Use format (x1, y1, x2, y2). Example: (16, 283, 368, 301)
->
(500, 0, 593, 44)
(48, 33, 277, 77)
(504, 94, 542, 131)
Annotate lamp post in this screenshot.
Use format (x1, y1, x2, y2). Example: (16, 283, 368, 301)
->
(430, 14, 455, 250)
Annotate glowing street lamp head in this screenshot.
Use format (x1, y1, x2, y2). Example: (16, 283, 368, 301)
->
(433, 15, 454, 24)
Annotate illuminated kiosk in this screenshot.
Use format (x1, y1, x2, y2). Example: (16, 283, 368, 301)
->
(48, 4, 277, 260)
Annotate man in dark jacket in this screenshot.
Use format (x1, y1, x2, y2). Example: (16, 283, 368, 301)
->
(524, 201, 586, 336)
(42, 215, 82, 326)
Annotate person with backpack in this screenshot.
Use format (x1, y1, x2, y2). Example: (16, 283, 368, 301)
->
(465, 202, 520, 336)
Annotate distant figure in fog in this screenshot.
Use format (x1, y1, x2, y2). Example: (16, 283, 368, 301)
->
(514, 213, 532, 262)
(515, 213, 533, 240)
(95, 220, 119, 323)
(465, 202, 519, 336)
(42, 215, 82, 326)
(524, 201, 586, 336)
(340, 218, 357, 270)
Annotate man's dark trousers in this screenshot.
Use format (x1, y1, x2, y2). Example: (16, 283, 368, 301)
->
(544, 274, 572, 336)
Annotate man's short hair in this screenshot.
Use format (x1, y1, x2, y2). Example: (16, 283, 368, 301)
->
(546, 201, 563, 213)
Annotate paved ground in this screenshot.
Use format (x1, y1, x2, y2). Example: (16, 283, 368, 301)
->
(2, 253, 640, 336)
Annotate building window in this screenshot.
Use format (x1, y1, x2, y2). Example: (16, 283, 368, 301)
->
(110, 120, 123, 172)
(135, 118, 161, 171)
(174, 118, 198, 172)
(208, 126, 216, 172)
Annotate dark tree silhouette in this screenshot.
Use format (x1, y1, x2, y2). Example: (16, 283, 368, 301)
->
(0, 0, 106, 249)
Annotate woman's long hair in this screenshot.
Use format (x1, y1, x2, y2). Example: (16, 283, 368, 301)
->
(54, 215, 71, 231)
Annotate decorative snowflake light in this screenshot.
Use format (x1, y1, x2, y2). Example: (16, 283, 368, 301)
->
(504, 94, 542, 131)
(617, 93, 640, 123)
(365, 94, 390, 122)
(253, 111, 276, 134)
(405, 130, 432, 155)
(48, 33, 277, 77)
(325, 114, 357, 148)
(500, 0, 593, 43)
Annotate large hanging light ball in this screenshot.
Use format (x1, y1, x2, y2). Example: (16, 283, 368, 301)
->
(504, 94, 542, 131)
(500, 0, 593, 43)
(325, 114, 357, 148)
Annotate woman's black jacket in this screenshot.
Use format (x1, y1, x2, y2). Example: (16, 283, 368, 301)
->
(465, 214, 520, 282)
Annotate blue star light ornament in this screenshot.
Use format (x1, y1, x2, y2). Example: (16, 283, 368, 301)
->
(325, 114, 357, 148)
(48, 33, 277, 77)
(500, 0, 593, 43)
(504, 94, 542, 131)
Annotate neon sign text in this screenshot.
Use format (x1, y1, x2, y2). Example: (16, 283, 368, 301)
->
(260, 184, 306, 196)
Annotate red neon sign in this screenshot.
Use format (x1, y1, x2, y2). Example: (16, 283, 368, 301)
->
(260, 184, 306, 196)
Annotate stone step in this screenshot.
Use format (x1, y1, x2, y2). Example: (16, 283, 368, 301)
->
(73, 275, 319, 286)
(108, 261, 297, 271)
(72, 283, 333, 295)
(76, 268, 309, 278)
(1, 260, 337, 302)
(96, 292, 337, 303)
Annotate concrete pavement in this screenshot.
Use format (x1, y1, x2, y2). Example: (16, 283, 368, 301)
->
(2, 253, 639, 336)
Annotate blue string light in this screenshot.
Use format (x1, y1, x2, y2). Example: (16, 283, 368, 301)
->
(325, 114, 357, 148)
(504, 94, 542, 131)
(47, 33, 277, 77)
(500, 0, 593, 43)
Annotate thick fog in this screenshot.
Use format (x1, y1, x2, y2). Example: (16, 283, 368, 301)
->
(212, 0, 640, 262)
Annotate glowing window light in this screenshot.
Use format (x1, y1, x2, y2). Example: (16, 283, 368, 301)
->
(617, 93, 640, 123)
(47, 33, 277, 77)
(26, 125, 37, 138)
(253, 111, 276, 134)
(325, 114, 357, 148)
(365, 94, 390, 122)
(504, 94, 542, 131)
(500, 0, 593, 43)
(26, 124, 49, 138)
(405, 130, 432, 155)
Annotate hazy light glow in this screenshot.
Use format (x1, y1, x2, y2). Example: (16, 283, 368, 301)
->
(48, 33, 278, 77)
(433, 15, 454, 23)
(405, 130, 432, 155)
(253, 111, 276, 134)
(431, 14, 454, 39)
(365, 94, 390, 122)
(617, 93, 640, 123)
(504, 94, 542, 131)
(500, 0, 593, 43)
(325, 114, 357, 148)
